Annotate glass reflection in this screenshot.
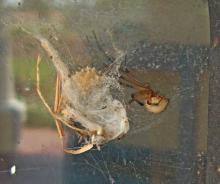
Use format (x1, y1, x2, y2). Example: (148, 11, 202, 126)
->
(0, 0, 210, 184)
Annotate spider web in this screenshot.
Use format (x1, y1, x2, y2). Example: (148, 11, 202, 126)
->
(0, 0, 210, 184)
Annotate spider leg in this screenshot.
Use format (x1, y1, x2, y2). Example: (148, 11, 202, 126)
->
(120, 71, 150, 91)
(119, 78, 145, 106)
(64, 144, 94, 155)
(54, 73, 65, 145)
(119, 78, 135, 89)
(129, 93, 144, 106)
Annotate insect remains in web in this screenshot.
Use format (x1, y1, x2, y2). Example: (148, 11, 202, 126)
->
(27, 29, 168, 155)
(34, 34, 129, 154)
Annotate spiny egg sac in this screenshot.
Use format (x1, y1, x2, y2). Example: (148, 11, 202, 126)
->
(71, 67, 103, 94)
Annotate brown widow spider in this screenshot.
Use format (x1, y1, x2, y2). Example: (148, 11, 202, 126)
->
(86, 31, 169, 113)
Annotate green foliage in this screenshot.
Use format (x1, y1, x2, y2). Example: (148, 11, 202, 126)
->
(13, 57, 56, 128)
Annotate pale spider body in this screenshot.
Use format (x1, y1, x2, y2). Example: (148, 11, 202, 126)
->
(61, 67, 129, 145)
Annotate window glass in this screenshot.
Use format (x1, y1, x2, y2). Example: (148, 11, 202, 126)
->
(0, 1, 211, 183)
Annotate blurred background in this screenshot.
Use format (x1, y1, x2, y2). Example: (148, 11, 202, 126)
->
(0, 0, 219, 184)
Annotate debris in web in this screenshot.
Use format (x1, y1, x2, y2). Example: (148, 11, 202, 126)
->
(20, 27, 129, 154)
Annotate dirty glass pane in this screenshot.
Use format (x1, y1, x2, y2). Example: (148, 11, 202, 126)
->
(0, 0, 215, 184)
